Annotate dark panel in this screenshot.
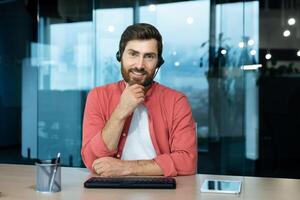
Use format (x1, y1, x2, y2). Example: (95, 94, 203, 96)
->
(258, 76, 300, 178)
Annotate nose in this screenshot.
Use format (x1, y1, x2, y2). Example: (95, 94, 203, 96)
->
(135, 56, 145, 69)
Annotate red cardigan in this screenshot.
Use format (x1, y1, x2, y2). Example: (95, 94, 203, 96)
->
(81, 80, 197, 176)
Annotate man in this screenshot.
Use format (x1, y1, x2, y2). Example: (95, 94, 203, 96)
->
(81, 23, 197, 177)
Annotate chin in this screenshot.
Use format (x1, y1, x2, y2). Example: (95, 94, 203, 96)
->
(128, 79, 145, 86)
(127, 76, 146, 85)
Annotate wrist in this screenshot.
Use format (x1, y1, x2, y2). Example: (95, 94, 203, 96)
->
(122, 160, 136, 176)
(113, 104, 130, 121)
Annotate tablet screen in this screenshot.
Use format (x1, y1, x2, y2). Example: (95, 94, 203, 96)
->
(200, 179, 242, 194)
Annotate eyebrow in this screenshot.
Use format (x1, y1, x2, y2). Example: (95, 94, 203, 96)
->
(127, 49, 157, 56)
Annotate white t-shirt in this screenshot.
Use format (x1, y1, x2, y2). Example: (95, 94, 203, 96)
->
(121, 104, 157, 160)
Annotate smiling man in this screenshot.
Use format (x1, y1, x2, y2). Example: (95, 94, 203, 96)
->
(81, 23, 197, 177)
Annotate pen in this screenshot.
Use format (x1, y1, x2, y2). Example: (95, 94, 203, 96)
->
(49, 153, 61, 192)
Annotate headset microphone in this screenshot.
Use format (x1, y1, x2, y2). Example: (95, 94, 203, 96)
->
(142, 58, 164, 87)
(142, 66, 161, 87)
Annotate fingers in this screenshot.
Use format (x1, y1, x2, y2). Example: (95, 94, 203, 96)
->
(94, 165, 103, 175)
(92, 157, 115, 175)
(129, 85, 145, 95)
(131, 85, 145, 101)
(94, 163, 109, 176)
(99, 172, 112, 177)
(124, 84, 145, 103)
(92, 157, 125, 177)
(92, 161, 101, 174)
(129, 84, 145, 90)
(118, 84, 146, 118)
(92, 158, 106, 175)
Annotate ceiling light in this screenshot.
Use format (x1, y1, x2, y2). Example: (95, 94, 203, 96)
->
(283, 30, 291, 37)
(186, 17, 194, 24)
(248, 39, 254, 46)
(297, 50, 300, 57)
(250, 50, 256, 56)
(238, 42, 244, 48)
(174, 61, 180, 67)
(241, 64, 262, 70)
(265, 53, 272, 60)
(288, 18, 296, 26)
(148, 4, 156, 12)
(221, 49, 227, 55)
(107, 25, 115, 32)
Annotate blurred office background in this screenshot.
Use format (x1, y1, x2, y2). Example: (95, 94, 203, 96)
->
(0, 0, 300, 178)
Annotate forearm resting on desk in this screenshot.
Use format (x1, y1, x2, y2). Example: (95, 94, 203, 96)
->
(127, 160, 164, 176)
(92, 157, 163, 177)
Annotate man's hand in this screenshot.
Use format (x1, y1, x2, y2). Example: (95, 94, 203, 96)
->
(92, 157, 131, 177)
(115, 84, 145, 119)
(101, 84, 145, 151)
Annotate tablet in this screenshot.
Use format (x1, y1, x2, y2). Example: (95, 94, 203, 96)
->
(200, 179, 242, 194)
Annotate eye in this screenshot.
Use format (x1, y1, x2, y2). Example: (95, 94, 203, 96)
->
(129, 51, 138, 57)
(145, 54, 155, 59)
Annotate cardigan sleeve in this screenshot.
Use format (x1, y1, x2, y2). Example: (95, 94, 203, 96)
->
(81, 89, 117, 172)
(154, 95, 197, 176)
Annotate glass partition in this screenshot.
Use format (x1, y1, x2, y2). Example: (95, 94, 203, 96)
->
(33, 2, 134, 167)
(19, 0, 258, 175)
(208, 1, 259, 175)
(32, 0, 252, 173)
(35, 11, 94, 166)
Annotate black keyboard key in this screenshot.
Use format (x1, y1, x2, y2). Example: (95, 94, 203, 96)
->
(84, 177, 176, 189)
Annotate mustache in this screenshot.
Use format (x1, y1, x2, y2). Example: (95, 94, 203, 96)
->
(129, 68, 147, 74)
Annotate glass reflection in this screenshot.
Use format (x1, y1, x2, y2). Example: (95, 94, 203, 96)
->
(95, 8, 133, 86)
(140, 1, 210, 151)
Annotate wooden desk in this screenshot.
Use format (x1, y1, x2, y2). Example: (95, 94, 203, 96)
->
(0, 164, 300, 200)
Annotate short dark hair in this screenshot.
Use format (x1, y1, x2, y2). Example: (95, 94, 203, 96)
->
(118, 23, 163, 59)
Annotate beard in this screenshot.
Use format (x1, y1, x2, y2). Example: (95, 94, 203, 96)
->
(121, 63, 155, 86)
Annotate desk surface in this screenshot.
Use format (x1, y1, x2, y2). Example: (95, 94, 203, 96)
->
(1, 164, 300, 200)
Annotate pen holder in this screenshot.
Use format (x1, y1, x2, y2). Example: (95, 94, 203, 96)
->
(35, 160, 61, 193)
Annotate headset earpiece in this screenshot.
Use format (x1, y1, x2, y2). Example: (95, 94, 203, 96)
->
(158, 57, 165, 68)
(116, 51, 121, 62)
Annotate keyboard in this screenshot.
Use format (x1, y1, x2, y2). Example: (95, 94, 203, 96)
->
(84, 177, 176, 189)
